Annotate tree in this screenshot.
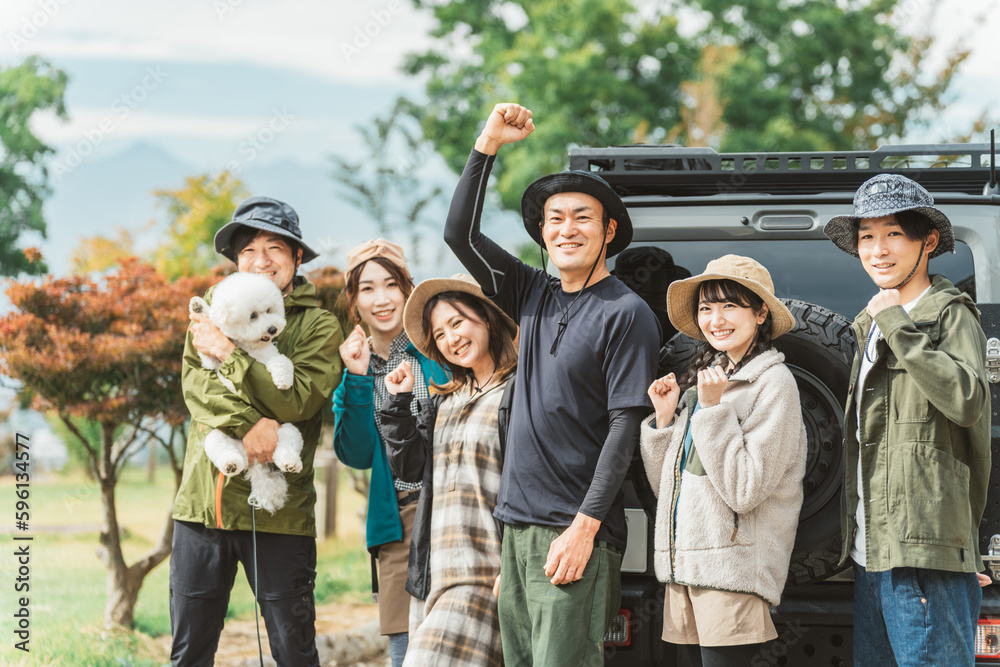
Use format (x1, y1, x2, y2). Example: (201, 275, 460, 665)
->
(404, 0, 696, 209)
(0, 260, 214, 628)
(329, 98, 444, 267)
(153, 171, 249, 278)
(680, 0, 971, 151)
(405, 0, 975, 207)
(0, 56, 67, 276)
(68, 172, 247, 278)
(71, 227, 140, 274)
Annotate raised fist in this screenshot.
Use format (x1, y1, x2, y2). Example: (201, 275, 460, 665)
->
(696, 366, 728, 408)
(648, 373, 681, 428)
(385, 360, 415, 395)
(339, 324, 371, 376)
(475, 103, 535, 154)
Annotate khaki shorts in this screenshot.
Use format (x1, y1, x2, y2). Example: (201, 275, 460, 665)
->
(662, 582, 777, 646)
(375, 492, 418, 635)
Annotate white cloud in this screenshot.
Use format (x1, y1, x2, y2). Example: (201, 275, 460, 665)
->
(30, 107, 284, 142)
(1, 0, 434, 82)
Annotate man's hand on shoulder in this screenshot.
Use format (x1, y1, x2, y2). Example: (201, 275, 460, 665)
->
(475, 103, 534, 156)
(244, 418, 280, 465)
(544, 512, 601, 585)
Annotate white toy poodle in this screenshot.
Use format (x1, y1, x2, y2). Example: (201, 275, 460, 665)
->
(190, 272, 304, 513)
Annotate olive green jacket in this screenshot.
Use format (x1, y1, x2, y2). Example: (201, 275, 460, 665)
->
(840, 274, 990, 572)
(173, 277, 344, 536)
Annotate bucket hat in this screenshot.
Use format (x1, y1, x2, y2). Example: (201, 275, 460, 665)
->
(215, 196, 319, 264)
(613, 247, 678, 296)
(521, 170, 633, 257)
(403, 274, 517, 359)
(666, 255, 796, 340)
(345, 238, 411, 280)
(824, 173, 954, 258)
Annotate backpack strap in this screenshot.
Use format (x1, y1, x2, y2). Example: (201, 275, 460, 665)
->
(497, 374, 516, 462)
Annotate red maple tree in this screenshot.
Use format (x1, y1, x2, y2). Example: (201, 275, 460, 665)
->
(0, 258, 214, 627)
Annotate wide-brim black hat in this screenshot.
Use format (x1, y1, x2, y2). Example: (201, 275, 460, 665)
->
(215, 196, 319, 264)
(521, 170, 632, 257)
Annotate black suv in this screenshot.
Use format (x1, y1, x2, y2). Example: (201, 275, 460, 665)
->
(576, 142, 1000, 666)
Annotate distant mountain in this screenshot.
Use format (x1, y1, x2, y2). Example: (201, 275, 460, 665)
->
(42, 142, 196, 271)
(37, 140, 520, 280)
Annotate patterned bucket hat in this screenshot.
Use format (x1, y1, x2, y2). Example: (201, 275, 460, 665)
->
(824, 173, 954, 258)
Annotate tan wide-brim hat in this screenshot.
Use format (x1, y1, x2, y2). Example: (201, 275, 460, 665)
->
(666, 255, 796, 341)
(403, 274, 518, 358)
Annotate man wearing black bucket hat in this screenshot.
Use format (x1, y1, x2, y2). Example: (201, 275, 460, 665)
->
(825, 174, 989, 666)
(171, 196, 343, 666)
(444, 103, 660, 666)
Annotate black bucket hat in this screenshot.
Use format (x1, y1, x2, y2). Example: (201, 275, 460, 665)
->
(215, 196, 319, 264)
(824, 173, 954, 259)
(521, 170, 633, 257)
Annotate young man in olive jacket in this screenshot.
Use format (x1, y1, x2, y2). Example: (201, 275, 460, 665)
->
(825, 174, 990, 666)
(170, 197, 343, 666)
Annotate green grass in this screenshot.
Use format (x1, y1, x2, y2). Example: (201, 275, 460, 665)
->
(2, 465, 373, 666)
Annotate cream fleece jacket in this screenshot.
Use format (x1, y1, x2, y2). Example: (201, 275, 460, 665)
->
(639, 349, 807, 606)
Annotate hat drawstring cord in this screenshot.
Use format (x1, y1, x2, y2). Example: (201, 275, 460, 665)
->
(549, 250, 603, 355)
(889, 237, 928, 291)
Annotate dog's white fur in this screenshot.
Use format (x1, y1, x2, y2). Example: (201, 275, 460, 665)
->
(189, 272, 303, 514)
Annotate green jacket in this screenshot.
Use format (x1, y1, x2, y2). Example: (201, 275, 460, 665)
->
(840, 274, 990, 572)
(173, 276, 344, 536)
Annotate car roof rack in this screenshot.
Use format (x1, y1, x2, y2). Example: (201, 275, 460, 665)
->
(568, 143, 998, 197)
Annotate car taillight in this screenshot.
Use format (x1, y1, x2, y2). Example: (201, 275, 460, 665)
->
(604, 608, 632, 647)
(977, 619, 1000, 660)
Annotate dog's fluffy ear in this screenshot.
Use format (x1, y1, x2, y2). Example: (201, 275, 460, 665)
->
(210, 297, 238, 333)
(189, 296, 208, 316)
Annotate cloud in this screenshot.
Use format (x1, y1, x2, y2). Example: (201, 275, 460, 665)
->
(1, 0, 434, 82)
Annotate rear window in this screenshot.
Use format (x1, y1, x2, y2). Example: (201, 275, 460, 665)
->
(612, 240, 975, 320)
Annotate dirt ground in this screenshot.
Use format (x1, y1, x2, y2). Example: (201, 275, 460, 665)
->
(156, 601, 384, 667)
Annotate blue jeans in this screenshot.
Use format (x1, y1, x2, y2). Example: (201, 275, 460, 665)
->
(853, 564, 981, 667)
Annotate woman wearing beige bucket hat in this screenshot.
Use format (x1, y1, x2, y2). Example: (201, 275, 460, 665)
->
(331, 239, 450, 667)
(378, 274, 517, 667)
(638, 255, 807, 666)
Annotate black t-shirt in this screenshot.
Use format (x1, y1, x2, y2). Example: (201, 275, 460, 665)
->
(442, 148, 660, 549)
(492, 265, 659, 548)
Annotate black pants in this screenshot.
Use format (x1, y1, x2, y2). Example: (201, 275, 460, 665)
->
(169, 520, 320, 667)
(675, 641, 769, 667)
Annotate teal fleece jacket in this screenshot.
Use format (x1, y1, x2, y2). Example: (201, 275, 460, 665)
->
(332, 342, 448, 552)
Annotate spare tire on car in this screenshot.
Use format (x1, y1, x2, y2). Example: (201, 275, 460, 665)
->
(645, 299, 855, 586)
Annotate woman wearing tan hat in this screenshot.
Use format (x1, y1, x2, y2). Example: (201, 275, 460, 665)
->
(332, 239, 449, 667)
(639, 255, 807, 666)
(378, 274, 517, 667)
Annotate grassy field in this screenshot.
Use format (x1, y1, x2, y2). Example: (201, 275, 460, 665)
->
(2, 464, 373, 666)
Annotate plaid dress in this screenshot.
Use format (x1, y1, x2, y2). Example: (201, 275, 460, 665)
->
(402, 378, 507, 667)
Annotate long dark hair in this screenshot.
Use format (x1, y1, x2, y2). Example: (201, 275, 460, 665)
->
(420, 291, 517, 396)
(679, 279, 774, 391)
(340, 257, 415, 327)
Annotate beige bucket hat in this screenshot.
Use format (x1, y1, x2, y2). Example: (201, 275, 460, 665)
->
(666, 255, 796, 340)
(403, 274, 517, 358)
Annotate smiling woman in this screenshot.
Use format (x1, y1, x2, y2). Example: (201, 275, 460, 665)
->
(379, 273, 517, 667)
(641, 255, 807, 666)
(331, 238, 449, 667)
